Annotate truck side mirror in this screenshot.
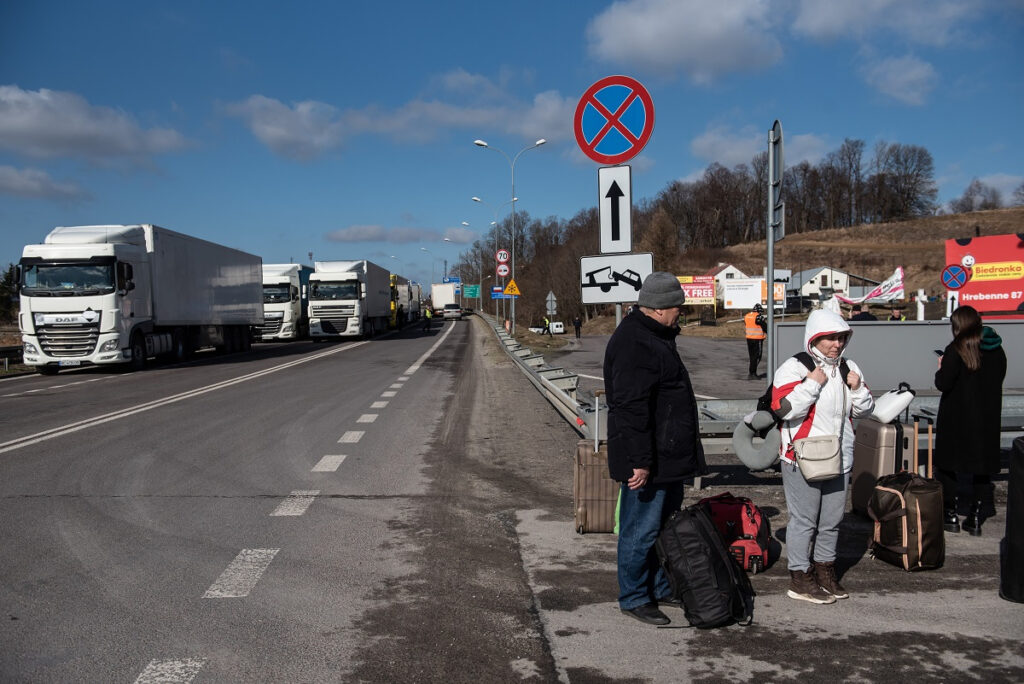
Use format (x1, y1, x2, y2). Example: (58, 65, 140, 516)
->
(14, 266, 21, 294)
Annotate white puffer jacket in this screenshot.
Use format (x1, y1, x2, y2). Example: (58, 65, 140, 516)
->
(771, 310, 874, 473)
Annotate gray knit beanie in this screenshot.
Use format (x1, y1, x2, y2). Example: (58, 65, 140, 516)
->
(637, 271, 686, 308)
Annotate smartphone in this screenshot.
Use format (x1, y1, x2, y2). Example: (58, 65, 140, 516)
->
(933, 349, 944, 356)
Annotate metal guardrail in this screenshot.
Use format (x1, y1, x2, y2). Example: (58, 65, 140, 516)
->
(1, 345, 23, 371)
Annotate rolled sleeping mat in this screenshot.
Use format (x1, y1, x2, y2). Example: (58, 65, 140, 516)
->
(732, 410, 781, 471)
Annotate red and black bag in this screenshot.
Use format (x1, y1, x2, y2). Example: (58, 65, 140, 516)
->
(698, 492, 772, 573)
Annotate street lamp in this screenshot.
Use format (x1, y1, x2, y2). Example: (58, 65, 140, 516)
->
(420, 247, 435, 284)
(472, 195, 518, 322)
(474, 138, 546, 334)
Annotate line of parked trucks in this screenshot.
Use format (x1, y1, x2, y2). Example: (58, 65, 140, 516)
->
(15, 224, 424, 374)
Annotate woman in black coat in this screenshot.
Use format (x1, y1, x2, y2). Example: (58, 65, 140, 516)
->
(934, 306, 1007, 535)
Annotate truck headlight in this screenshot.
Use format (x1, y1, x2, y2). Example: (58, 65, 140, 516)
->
(24, 342, 38, 354)
(99, 339, 120, 352)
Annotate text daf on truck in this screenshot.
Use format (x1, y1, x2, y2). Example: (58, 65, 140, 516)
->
(18, 224, 263, 373)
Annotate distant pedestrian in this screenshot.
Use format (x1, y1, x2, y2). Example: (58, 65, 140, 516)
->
(934, 306, 1007, 536)
(849, 304, 877, 321)
(888, 307, 906, 322)
(573, 315, 582, 339)
(744, 304, 767, 380)
(604, 272, 705, 626)
(421, 307, 432, 331)
(542, 315, 553, 337)
(397, 304, 405, 330)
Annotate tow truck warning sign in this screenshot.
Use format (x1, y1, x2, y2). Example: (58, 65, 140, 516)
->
(579, 253, 653, 304)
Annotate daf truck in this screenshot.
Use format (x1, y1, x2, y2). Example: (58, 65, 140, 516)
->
(308, 260, 391, 339)
(18, 224, 263, 373)
(258, 263, 312, 340)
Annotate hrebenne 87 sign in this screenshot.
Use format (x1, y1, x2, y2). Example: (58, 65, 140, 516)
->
(574, 75, 654, 165)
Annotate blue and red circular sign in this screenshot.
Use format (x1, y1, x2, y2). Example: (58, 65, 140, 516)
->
(574, 75, 654, 165)
(941, 264, 970, 290)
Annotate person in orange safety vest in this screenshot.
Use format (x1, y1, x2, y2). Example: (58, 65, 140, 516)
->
(745, 304, 767, 380)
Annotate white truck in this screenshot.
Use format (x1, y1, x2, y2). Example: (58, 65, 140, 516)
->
(308, 260, 391, 339)
(430, 282, 457, 315)
(18, 224, 263, 373)
(258, 263, 312, 341)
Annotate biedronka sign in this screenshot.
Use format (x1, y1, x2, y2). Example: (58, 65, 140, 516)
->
(945, 233, 1024, 318)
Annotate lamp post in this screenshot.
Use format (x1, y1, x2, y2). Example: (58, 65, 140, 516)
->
(472, 195, 519, 322)
(420, 247, 435, 284)
(474, 138, 546, 334)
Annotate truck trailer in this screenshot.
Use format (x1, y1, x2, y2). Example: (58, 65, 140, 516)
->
(258, 263, 312, 340)
(308, 260, 391, 339)
(18, 224, 263, 373)
(430, 282, 457, 315)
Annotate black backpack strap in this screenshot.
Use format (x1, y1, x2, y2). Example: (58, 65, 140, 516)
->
(796, 351, 851, 384)
(839, 359, 851, 385)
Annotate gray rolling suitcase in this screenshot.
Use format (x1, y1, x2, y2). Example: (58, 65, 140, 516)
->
(851, 420, 908, 515)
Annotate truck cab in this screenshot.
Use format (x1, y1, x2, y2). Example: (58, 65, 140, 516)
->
(258, 264, 311, 341)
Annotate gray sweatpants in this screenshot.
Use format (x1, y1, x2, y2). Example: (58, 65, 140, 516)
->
(781, 461, 848, 572)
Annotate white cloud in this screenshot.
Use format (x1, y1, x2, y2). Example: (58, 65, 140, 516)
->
(0, 85, 186, 162)
(0, 165, 89, 200)
(325, 225, 442, 243)
(443, 226, 477, 244)
(792, 0, 980, 46)
(861, 55, 938, 105)
(690, 125, 829, 169)
(225, 71, 577, 159)
(586, 0, 782, 84)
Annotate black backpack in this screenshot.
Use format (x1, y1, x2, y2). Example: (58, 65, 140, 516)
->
(655, 502, 755, 628)
(756, 352, 850, 428)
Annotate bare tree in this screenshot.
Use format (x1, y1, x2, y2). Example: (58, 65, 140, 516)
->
(951, 178, 1003, 213)
(1014, 182, 1024, 207)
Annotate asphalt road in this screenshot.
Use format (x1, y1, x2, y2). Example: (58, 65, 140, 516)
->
(1, 319, 1021, 682)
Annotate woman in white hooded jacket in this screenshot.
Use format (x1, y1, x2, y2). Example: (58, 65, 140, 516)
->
(771, 309, 874, 604)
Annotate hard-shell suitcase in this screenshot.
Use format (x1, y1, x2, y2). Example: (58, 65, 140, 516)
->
(655, 503, 755, 629)
(573, 439, 618, 534)
(697, 492, 771, 573)
(851, 420, 908, 515)
(868, 416, 945, 571)
(1000, 436, 1024, 603)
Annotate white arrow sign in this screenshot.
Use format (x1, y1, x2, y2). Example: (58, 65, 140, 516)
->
(599, 165, 632, 254)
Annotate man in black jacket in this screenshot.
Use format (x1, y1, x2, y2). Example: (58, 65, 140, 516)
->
(604, 271, 708, 626)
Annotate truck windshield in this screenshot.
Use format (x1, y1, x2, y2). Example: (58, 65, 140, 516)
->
(263, 285, 291, 303)
(20, 262, 115, 296)
(310, 282, 359, 300)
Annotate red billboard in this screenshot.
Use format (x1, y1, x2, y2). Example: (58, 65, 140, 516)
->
(944, 233, 1024, 318)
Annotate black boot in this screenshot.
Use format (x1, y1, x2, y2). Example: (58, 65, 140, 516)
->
(961, 501, 983, 536)
(943, 500, 961, 533)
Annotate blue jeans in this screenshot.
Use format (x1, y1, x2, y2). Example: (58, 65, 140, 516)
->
(617, 482, 685, 610)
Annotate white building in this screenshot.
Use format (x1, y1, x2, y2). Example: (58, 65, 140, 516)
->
(789, 267, 880, 299)
(704, 263, 748, 299)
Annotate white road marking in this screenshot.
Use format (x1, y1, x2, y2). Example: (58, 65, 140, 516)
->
(404, 322, 456, 375)
(356, 413, 377, 423)
(398, 376, 409, 381)
(0, 341, 370, 455)
(338, 431, 364, 443)
(371, 401, 388, 408)
(203, 548, 279, 598)
(389, 383, 403, 389)
(312, 454, 346, 472)
(270, 490, 319, 517)
(381, 391, 397, 398)
(134, 658, 206, 683)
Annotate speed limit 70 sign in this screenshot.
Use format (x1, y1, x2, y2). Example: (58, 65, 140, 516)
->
(495, 249, 510, 264)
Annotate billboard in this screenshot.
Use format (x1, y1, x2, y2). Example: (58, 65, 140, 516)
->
(945, 233, 1024, 318)
(722, 279, 785, 310)
(677, 275, 715, 305)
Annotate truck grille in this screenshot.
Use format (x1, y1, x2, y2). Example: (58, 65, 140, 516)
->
(311, 304, 354, 320)
(37, 322, 100, 357)
(258, 320, 283, 336)
(321, 320, 348, 334)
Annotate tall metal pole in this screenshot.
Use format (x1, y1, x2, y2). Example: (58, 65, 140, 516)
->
(767, 120, 784, 384)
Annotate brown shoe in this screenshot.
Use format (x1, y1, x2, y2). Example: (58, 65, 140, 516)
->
(787, 569, 836, 604)
(813, 561, 849, 599)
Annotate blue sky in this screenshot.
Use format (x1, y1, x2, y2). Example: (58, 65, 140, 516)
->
(2, 0, 1022, 286)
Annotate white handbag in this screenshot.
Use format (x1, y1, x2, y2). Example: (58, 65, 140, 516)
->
(792, 435, 842, 482)
(869, 382, 915, 423)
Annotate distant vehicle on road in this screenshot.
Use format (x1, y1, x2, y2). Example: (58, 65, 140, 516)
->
(442, 303, 463, 320)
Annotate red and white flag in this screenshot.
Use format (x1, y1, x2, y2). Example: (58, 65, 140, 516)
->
(835, 266, 905, 304)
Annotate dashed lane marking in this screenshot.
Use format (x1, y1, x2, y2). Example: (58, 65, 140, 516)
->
(312, 454, 346, 472)
(381, 391, 397, 398)
(356, 414, 378, 423)
(270, 490, 319, 516)
(338, 431, 364, 443)
(370, 401, 388, 409)
(203, 548, 279, 598)
(134, 658, 206, 683)
(389, 383, 404, 389)
(0, 341, 370, 455)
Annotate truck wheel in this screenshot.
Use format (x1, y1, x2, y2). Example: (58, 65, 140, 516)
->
(130, 333, 147, 371)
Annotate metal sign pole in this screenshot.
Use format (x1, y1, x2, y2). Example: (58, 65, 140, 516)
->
(766, 120, 784, 384)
